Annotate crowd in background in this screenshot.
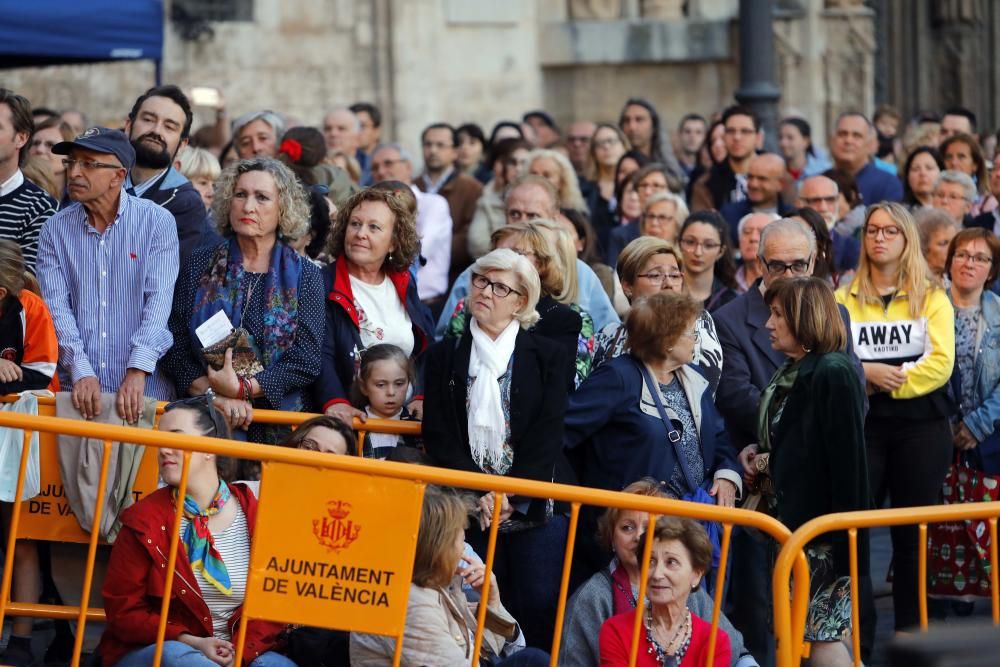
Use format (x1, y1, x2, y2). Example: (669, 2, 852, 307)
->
(1, 82, 1000, 666)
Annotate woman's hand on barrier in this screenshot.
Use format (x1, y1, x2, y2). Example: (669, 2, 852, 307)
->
(863, 362, 907, 393)
(71, 376, 103, 419)
(406, 399, 424, 420)
(207, 348, 242, 398)
(325, 402, 365, 425)
(216, 396, 254, 430)
(709, 478, 738, 508)
(178, 633, 233, 665)
(738, 444, 759, 483)
(477, 493, 512, 530)
(0, 359, 22, 384)
(954, 423, 979, 450)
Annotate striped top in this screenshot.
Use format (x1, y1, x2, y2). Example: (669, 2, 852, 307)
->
(36, 190, 179, 399)
(180, 503, 250, 640)
(0, 176, 57, 272)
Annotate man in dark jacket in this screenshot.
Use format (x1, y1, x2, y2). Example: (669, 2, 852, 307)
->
(690, 105, 762, 212)
(713, 218, 871, 665)
(124, 85, 219, 265)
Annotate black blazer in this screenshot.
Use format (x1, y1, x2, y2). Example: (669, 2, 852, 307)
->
(422, 325, 569, 521)
(533, 295, 582, 391)
(769, 351, 874, 576)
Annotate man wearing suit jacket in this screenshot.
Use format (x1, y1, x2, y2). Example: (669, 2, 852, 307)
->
(713, 218, 870, 665)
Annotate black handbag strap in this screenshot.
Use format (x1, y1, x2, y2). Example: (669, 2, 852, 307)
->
(637, 360, 699, 492)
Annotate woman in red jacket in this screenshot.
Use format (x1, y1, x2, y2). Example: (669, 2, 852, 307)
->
(98, 395, 293, 667)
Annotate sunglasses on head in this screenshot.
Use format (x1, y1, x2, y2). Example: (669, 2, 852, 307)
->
(164, 391, 228, 437)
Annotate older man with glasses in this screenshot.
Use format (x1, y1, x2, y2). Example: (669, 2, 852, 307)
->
(711, 218, 867, 666)
(38, 127, 179, 423)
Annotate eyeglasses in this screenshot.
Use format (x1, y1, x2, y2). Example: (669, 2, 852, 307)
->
(62, 158, 123, 171)
(680, 329, 700, 340)
(764, 258, 812, 276)
(934, 192, 971, 204)
(164, 392, 227, 437)
(567, 135, 592, 145)
(643, 213, 676, 225)
(471, 272, 522, 298)
(954, 251, 993, 266)
(864, 225, 902, 239)
(637, 271, 684, 285)
(680, 237, 722, 252)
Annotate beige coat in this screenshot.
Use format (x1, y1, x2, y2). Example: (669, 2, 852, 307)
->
(350, 576, 518, 666)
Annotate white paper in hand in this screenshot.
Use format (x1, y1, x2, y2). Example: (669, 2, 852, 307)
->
(195, 310, 234, 348)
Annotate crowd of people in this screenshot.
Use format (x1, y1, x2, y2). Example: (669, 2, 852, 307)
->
(1, 82, 999, 666)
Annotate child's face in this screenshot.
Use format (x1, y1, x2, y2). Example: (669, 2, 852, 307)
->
(362, 359, 410, 418)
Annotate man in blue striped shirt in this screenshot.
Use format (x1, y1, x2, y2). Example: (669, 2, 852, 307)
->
(37, 127, 179, 423)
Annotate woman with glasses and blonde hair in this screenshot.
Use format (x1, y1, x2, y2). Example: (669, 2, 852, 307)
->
(740, 277, 871, 667)
(835, 202, 955, 634)
(422, 248, 571, 650)
(593, 236, 723, 391)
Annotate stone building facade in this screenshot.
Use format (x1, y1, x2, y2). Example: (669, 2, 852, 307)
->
(2, 0, 886, 154)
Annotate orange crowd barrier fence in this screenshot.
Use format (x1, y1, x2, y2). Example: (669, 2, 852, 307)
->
(0, 407, 804, 667)
(0, 395, 417, 543)
(771, 502, 1000, 667)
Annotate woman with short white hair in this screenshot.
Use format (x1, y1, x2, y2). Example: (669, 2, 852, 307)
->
(422, 248, 572, 651)
(933, 169, 977, 226)
(526, 148, 589, 213)
(640, 190, 689, 245)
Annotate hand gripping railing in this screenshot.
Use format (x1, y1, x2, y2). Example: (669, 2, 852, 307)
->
(0, 409, 801, 667)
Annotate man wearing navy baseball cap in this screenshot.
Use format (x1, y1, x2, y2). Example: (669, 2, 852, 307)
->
(37, 126, 179, 424)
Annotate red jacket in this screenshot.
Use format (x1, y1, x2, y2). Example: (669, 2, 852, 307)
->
(98, 483, 287, 666)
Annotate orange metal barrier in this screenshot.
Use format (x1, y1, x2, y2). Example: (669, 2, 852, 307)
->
(1, 395, 417, 542)
(772, 502, 1000, 667)
(0, 409, 801, 667)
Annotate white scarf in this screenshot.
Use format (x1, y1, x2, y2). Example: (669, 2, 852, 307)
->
(468, 318, 520, 470)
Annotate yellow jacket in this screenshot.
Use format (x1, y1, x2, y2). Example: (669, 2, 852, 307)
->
(835, 283, 954, 401)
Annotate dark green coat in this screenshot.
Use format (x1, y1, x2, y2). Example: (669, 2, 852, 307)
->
(769, 351, 874, 575)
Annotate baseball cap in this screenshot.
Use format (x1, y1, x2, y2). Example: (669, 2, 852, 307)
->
(52, 127, 136, 171)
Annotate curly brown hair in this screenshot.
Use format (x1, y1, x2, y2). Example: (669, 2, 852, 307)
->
(326, 187, 420, 273)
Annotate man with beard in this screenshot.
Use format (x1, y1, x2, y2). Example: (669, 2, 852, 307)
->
(124, 85, 217, 264)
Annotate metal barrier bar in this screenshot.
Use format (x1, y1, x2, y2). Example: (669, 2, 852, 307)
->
(0, 428, 34, 631)
(628, 512, 658, 667)
(918, 522, 928, 631)
(0, 411, 795, 666)
(848, 528, 861, 667)
(153, 451, 191, 667)
(71, 439, 112, 665)
(548, 502, 580, 666)
(706, 522, 733, 666)
(773, 502, 1000, 667)
(4, 601, 102, 621)
(472, 492, 503, 666)
(991, 518, 999, 625)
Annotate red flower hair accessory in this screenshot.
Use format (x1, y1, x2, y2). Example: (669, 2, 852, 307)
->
(278, 138, 303, 162)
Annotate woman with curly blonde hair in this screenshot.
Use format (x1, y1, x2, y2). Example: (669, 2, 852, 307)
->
(165, 157, 325, 445)
(526, 148, 589, 213)
(315, 187, 435, 424)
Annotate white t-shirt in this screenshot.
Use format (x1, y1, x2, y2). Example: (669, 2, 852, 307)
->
(350, 274, 415, 357)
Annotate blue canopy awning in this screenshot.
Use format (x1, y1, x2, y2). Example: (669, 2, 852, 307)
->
(0, 0, 163, 67)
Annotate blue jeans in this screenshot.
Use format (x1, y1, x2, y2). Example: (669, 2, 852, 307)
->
(115, 641, 296, 667)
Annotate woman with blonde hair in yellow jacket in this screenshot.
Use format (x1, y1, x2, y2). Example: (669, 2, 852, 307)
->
(835, 201, 955, 634)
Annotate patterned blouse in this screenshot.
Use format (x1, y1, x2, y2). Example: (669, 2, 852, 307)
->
(955, 304, 981, 416)
(659, 378, 705, 499)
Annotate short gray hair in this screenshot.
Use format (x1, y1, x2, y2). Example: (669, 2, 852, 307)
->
(231, 110, 285, 140)
(325, 107, 361, 133)
(643, 191, 689, 223)
(935, 170, 977, 202)
(914, 207, 959, 254)
(469, 248, 541, 329)
(737, 211, 781, 237)
(373, 142, 413, 164)
(758, 218, 817, 261)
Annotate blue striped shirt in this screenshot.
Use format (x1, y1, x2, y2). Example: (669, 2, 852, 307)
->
(37, 190, 179, 399)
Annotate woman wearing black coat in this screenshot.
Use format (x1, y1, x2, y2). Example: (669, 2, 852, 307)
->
(423, 248, 569, 651)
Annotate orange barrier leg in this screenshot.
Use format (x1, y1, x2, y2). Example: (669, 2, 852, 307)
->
(72, 439, 113, 665)
(706, 523, 732, 667)
(0, 429, 34, 631)
(991, 518, 999, 626)
(628, 512, 658, 667)
(548, 502, 580, 666)
(471, 491, 503, 667)
(919, 523, 928, 631)
(153, 451, 191, 667)
(849, 529, 861, 667)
